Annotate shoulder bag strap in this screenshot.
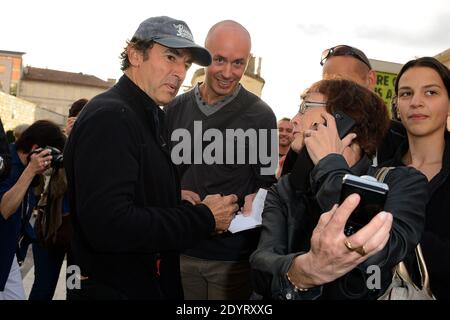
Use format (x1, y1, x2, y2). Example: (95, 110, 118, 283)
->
(376, 167, 434, 296)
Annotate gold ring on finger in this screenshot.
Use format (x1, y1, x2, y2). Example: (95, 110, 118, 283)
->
(354, 245, 367, 256)
(344, 239, 354, 252)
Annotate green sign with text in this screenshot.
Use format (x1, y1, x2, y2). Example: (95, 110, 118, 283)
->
(374, 71, 397, 111)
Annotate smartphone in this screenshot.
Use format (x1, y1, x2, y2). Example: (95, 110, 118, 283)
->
(289, 111, 356, 191)
(332, 110, 355, 139)
(340, 174, 389, 236)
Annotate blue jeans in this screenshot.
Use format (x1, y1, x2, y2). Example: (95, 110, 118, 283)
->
(28, 241, 66, 300)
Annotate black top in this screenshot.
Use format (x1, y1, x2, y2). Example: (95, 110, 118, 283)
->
(382, 131, 450, 300)
(0, 118, 11, 178)
(165, 86, 277, 261)
(376, 119, 406, 164)
(64, 75, 215, 299)
(250, 154, 428, 300)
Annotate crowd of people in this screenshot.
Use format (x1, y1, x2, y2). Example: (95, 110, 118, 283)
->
(0, 15, 449, 300)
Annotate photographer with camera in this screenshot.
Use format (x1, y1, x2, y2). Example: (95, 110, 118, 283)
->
(250, 79, 428, 300)
(28, 99, 86, 300)
(29, 147, 70, 300)
(0, 120, 65, 299)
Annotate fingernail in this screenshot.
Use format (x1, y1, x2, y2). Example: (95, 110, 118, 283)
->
(379, 211, 388, 220)
(349, 193, 359, 204)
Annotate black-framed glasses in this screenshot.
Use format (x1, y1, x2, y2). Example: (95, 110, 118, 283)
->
(320, 45, 372, 69)
(298, 100, 327, 115)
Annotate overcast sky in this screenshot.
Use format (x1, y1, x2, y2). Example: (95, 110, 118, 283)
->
(2, 0, 449, 119)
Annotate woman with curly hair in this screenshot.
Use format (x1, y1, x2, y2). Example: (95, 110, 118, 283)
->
(250, 79, 428, 300)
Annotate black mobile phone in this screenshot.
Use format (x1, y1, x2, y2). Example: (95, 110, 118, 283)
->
(332, 110, 356, 139)
(340, 174, 389, 236)
(289, 111, 356, 191)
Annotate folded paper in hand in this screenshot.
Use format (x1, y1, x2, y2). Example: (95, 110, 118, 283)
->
(228, 188, 268, 233)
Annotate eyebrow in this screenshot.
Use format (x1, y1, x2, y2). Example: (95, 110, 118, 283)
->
(166, 48, 193, 63)
(423, 84, 442, 89)
(213, 55, 226, 60)
(213, 56, 246, 63)
(399, 84, 443, 90)
(166, 48, 181, 56)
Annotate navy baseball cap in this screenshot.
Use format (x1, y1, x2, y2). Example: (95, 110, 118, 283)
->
(132, 16, 211, 66)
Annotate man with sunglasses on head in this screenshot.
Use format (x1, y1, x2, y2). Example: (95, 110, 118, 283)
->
(321, 45, 376, 89)
(280, 45, 405, 177)
(320, 45, 406, 165)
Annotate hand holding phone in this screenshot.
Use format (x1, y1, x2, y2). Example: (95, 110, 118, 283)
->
(289, 110, 356, 191)
(340, 174, 389, 236)
(332, 110, 356, 139)
(303, 112, 356, 165)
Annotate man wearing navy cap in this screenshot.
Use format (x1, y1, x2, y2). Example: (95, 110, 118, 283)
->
(64, 16, 239, 300)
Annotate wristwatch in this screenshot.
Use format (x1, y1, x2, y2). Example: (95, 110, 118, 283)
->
(0, 155, 4, 174)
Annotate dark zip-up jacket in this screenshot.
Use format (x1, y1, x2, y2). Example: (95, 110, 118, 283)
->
(64, 75, 215, 299)
(250, 154, 428, 299)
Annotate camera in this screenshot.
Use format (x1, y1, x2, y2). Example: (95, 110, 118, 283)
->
(340, 174, 389, 236)
(30, 146, 64, 169)
(0, 155, 5, 175)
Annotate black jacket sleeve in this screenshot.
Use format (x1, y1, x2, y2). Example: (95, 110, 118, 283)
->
(250, 180, 322, 300)
(311, 154, 428, 269)
(67, 107, 215, 254)
(251, 154, 427, 300)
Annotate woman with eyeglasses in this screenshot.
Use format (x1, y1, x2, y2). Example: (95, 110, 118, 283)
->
(381, 57, 450, 299)
(250, 79, 428, 300)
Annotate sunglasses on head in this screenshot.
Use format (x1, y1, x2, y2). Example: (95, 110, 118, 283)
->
(320, 45, 371, 69)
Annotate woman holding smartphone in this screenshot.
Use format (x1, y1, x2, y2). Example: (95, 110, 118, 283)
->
(385, 57, 450, 299)
(250, 79, 428, 300)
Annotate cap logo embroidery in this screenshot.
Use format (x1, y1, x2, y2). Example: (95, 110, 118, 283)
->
(173, 24, 194, 41)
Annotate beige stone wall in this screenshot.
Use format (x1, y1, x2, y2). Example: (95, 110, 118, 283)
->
(440, 59, 450, 69)
(434, 48, 450, 69)
(0, 91, 36, 130)
(240, 76, 263, 97)
(17, 80, 109, 125)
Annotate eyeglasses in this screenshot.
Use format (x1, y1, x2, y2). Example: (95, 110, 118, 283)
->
(320, 45, 372, 69)
(298, 100, 327, 115)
